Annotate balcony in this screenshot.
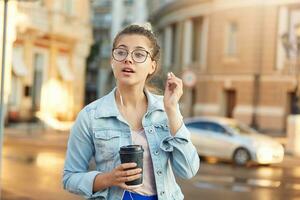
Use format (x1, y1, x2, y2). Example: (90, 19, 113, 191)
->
(17, 3, 91, 41)
(17, 3, 49, 33)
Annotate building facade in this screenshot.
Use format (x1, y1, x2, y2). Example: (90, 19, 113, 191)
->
(86, 0, 148, 104)
(86, 0, 112, 105)
(8, 0, 92, 123)
(150, 0, 300, 134)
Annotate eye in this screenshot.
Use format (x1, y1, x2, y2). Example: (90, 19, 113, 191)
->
(133, 50, 146, 58)
(115, 49, 127, 56)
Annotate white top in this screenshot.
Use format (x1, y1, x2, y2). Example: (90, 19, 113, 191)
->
(131, 129, 157, 195)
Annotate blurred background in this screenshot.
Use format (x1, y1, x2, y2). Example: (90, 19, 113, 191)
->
(0, 0, 300, 199)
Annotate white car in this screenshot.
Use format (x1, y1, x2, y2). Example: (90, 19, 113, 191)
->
(185, 117, 284, 165)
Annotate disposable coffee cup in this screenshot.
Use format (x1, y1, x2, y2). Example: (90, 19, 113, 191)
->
(119, 145, 144, 186)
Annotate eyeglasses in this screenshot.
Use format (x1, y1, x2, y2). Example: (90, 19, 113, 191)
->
(112, 48, 153, 63)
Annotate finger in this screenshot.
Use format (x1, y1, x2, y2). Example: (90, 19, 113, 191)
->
(126, 184, 144, 191)
(167, 74, 182, 82)
(167, 72, 176, 79)
(121, 168, 142, 177)
(120, 183, 143, 191)
(171, 76, 182, 84)
(119, 173, 142, 183)
(117, 163, 137, 170)
(119, 183, 130, 190)
(167, 79, 181, 88)
(168, 78, 183, 88)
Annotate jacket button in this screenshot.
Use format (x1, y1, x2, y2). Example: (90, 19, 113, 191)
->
(160, 191, 165, 196)
(157, 170, 162, 176)
(148, 128, 154, 133)
(154, 150, 159, 155)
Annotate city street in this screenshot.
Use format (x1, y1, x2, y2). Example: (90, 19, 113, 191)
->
(178, 156, 300, 200)
(1, 129, 300, 200)
(2, 0, 300, 199)
(1, 142, 81, 200)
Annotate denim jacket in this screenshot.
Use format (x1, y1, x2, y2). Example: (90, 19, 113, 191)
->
(63, 88, 200, 200)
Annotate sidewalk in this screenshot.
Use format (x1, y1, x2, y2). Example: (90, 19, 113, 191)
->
(2, 189, 33, 200)
(3, 122, 289, 149)
(2, 122, 83, 200)
(3, 122, 70, 149)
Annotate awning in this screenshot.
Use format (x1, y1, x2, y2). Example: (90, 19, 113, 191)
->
(12, 47, 28, 77)
(57, 55, 74, 81)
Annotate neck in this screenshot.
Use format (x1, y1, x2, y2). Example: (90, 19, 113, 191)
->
(116, 84, 147, 108)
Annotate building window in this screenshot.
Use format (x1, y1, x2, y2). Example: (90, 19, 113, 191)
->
(171, 23, 178, 64)
(192, 17, 202, 62)
(124, 0, 134, 6)
(64, 0, 74, 15)
(225, 22, 238, 57)
(9, 74, 20, 106)
(32, 53, 45, 111)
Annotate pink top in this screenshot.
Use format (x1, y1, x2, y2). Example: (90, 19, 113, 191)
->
(131, 129, 157, 195)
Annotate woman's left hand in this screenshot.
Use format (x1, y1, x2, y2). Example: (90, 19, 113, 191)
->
(163, 72, 183, 112)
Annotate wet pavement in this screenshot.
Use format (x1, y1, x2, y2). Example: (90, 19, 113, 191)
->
(1, 144, 82, 200)
(1, 124, 300, 200)
(178, 156, 300, 200)
(1, 125, 80, 200)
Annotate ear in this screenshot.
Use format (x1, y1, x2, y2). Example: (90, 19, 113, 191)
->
(149, 60, 157, 75)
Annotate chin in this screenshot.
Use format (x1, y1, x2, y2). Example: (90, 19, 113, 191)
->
(118, 78, 144, 87)
(118, 79, 137, 86)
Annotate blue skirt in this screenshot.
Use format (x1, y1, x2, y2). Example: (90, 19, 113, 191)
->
(122, 191, 158, 200)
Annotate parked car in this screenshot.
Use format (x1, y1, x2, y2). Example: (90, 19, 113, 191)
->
(185, 117, 284, 165)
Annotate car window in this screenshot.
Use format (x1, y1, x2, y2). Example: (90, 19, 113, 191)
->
(186, 121, 227, 134)
(203, 122, 227, 134)
(227, 122, 257, 134)
(185, 122, 206, 130)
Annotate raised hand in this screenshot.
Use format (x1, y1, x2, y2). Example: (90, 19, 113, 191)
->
(163, 72, 183, 112)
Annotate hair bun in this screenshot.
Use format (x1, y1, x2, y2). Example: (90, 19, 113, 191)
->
(132, 22, 153, 33)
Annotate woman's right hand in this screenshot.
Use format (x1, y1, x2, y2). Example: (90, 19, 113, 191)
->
(108, 163, 142, 190)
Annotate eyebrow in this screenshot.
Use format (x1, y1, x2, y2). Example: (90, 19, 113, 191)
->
(116, 44, 148, 50)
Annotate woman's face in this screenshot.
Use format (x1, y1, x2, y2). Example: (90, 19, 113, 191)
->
(111, 34, 156, 86)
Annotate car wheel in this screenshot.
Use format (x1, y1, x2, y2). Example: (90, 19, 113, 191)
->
(233, 148, 251, 166)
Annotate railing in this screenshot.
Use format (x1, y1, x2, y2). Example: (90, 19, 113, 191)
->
(17, 3, 49, 32)
(17, 3, 90, 39)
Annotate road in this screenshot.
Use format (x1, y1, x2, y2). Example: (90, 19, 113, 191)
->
(1, 143, 82, 200)
(178, 156, 300, 200)
(2, 141, 300, 200)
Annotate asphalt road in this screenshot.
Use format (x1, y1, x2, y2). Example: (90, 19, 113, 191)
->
(1, 141, 300, 200)
(178, 156, 300, 200)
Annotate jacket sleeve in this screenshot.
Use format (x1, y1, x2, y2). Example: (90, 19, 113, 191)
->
(159, 108, 200, 179)
(62, 108, 108, 199)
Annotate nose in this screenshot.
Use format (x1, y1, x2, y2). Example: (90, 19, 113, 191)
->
(124, 52, 133, 64)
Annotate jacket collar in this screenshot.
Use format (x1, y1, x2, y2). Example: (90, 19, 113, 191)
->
(95, 87, 164, 119)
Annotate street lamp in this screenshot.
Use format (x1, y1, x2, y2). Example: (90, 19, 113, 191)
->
(0, 2, 9, 155)
(281, 29, 300, 114)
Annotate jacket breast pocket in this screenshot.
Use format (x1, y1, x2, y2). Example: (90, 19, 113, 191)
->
(154, 122, 170, 139)
(94, 130, 121, 162)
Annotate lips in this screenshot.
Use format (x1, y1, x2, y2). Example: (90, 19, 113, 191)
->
(122, 67, 135, 73)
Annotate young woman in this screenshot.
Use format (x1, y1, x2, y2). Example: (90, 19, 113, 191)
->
(63, 24, 200, 200)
